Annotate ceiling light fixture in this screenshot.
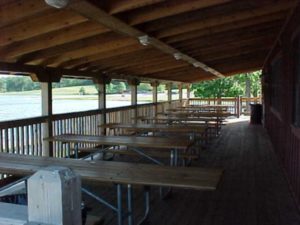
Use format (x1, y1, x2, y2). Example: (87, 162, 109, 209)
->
(193, 62, 202, 68)
(173, 53, 182, 60)
(45, 0, 69, 8)
(138, 35, 150, 46)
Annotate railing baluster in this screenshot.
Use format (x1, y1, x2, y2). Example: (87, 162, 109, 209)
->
(0, 129, 2, 152)
(15, 126, 20, 154)
(25, 125, 29, 155)
(4, 129, 9, 153)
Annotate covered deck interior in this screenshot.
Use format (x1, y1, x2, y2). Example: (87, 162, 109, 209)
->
(0, 0, 300, 224)
(83, 119, 300, 225)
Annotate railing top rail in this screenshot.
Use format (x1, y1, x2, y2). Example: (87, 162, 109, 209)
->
(0, 116, 48, 129)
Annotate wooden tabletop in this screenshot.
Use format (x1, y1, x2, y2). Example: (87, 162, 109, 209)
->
(0, 153, 223, 191)
(45, 134, 192, 149)
(100, 123, 208, 133)
(179, 105, 229, 108)
(163, 111, 232, 118)
(166, 107, 228, 112)
(135, 116, 224, 123)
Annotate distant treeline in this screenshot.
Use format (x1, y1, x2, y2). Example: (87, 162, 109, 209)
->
(0, 76, 160, 94)
(0, 76, 93, 92)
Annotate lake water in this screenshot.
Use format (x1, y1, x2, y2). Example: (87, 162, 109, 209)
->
(0, 95, 135, 121)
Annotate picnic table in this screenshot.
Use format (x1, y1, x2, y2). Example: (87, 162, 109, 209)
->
(99, 123, 208, 138)
(162, 111, 232, 118)
(45, 134, 194, 166)
(134, 116, 225, 135)
(168, 105, 229, 112)
(0, 152, 223, 225)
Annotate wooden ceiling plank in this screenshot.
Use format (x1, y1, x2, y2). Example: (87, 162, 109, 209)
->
(210, 51, 267, 67)
(17, 32, 126, 64)
(81, 49, 164, 69)
(154, 2, 295, 38)
(107, 0, 166, 14)
(139, 0, 277, 33)
(162, 12, 286, 43)
(44, 38, 139, 67)
(172, 23, 281, 50)
(130, 62, 191, 75)
(103, 57, 172, 72)
(102, 56, 178, 72)
(0, 0, 52, 27)
(66, 0, 224, 78)
(124, 0, 232, 25)
(0, 9, 87, 47)
(214, 59, 264, 75)
(148, 71, 213, 82)
(208, 49, 270, 66)
(0, 21, 110, 60)
(60, 44, 148, 69)
(201, 45, 273, 63)
(185, 35, 276, 57)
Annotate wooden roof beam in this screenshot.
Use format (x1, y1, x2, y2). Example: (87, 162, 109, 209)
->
(63, 0, 224, 78)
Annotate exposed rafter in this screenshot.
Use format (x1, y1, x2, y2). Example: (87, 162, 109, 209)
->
(0, 0, 295, 83)
(62, 0, 224, 78)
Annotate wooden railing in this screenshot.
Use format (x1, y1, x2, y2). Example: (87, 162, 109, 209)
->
(0, 117, 47, 156)
(188, 97, 261, 116)
(0, 100, 182, 160)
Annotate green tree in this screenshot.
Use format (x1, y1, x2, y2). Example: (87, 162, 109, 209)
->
(192, 71, 261, 98)
(0, 79, 5, 92)
(138, 83, 152, 92)
(79, 87, 86, 95)
(115, 82, 126, 94)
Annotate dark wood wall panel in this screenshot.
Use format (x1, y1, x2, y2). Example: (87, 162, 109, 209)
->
(263, 0, 300, 209)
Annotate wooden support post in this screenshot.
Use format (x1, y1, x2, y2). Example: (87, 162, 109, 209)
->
(236, 96, 241, 118)
(167, 83, 172, 102)
(245, 74, 251, 113)
(151, 81, 159, 116)
(94, 77, 109, 135)
(178, 84, 183, 104)
(27, 167, 82, 225)
(41, 82, 53, 157)
(186, 84, 191, 100)
(128, 79, 140, 123)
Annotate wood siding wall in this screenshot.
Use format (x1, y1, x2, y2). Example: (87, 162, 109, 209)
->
(262, 1, 300, 209)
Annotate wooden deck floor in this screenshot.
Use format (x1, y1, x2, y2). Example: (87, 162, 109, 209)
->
(84, 119, 300, 225)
